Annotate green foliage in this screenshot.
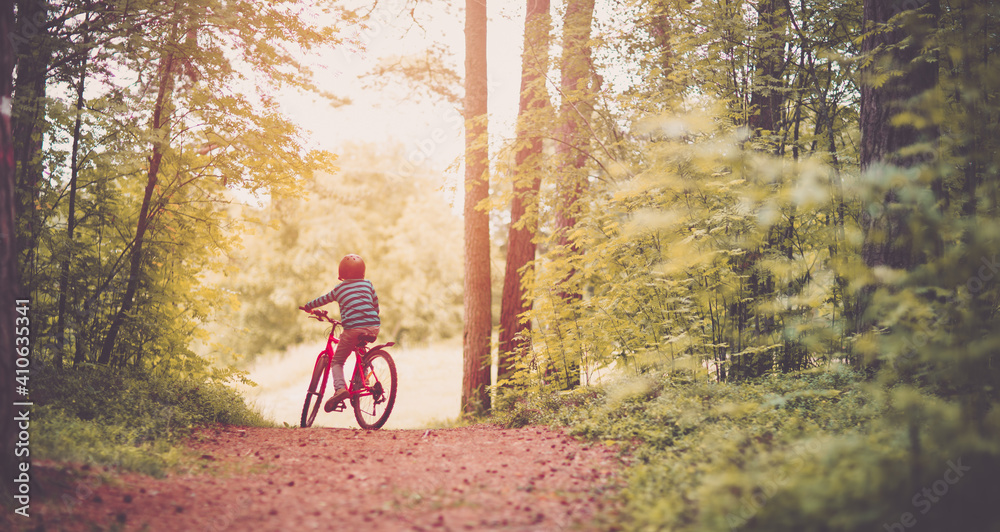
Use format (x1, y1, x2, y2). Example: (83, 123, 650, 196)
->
(500, 0, 999, 395)
(494, 0, 866, 384)
(33, 411, 187, 477)
(492, 0, 1000, 530)
(18, 0, 346, 371)
(514, 106, 846, 388)
(32, 362, 270, 476)
(498, 367, 1000, 532)
(205, 143, 465, 361)
(854, 0, 1000, 409)
(31, 365, 270, 475)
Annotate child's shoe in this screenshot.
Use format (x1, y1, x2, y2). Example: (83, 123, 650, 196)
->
(324, 388, 350, 412)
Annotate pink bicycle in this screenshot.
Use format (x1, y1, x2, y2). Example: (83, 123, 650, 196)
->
(300, 308, 398, 430)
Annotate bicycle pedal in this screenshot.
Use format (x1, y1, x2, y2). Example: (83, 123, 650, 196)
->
(332, 401, 347, 412)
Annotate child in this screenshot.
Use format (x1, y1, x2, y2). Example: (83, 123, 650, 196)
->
(300, 254, 380, 412)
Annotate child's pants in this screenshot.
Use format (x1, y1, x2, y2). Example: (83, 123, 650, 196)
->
(331, 326, 380, 391)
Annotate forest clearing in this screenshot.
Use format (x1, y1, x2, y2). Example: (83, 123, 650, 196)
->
(3, 0, 1000, 530)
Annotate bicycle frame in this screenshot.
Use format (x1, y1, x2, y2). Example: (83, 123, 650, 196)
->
(300, 306, 397, 429)
(312, 330, 374, 408)
(306, 309, 393, 410)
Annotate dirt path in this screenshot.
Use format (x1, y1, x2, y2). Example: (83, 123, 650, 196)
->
(19, 425, 627, 531)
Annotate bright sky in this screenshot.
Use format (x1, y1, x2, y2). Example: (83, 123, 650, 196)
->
(277, 0, 530, 201)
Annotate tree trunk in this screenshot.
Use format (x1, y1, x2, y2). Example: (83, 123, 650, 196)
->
(859, 4, 940, 247)
(98, 48, 176, 366)
(735, 0, 788, 376)
(550, 0, 595, 389)
(649, 5, 674, 89)
(747, 0, 786, 144)
(461, 0, 491, 416)
(497, 0, 550, 385)
(553, 0, 595, 246)
(56, 39, 89, 369)
(859, 0, 939, 267)
(11, 0, 49, 295)
(1, 0, 23, 503)
(856, 0, 939, 341)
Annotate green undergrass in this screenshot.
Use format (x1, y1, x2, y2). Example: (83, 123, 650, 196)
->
(32, 363, 273, 477)
(493, 365, 1000, 532)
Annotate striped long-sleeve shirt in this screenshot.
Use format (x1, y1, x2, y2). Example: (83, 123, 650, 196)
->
(303, 279, 380, 329)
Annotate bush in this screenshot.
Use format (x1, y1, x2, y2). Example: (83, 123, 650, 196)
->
(498, 365, 1000, 531)
(32, 363, 271, 476)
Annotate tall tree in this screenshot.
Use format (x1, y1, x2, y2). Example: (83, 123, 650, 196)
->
(548, 0, 595, 389)
(747, 0, 787, 143)
(856, 0, 940, 337)
(97, 22, 179, 366)
(498, 0, 551, 384)
(78, 0, 341, 368)
(461, 0, 491, 415)
(1, 0, 22, 504)
(553, 0, 595, 246)
(10, 0, 51, 295)
(729, 0, 791, 380)
(54, 24, 91, 369)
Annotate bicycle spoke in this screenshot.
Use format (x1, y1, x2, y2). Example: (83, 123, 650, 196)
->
(352, 350, 397, 429)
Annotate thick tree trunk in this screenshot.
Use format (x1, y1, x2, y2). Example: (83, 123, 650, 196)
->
(860, 4, 939, 250)
(856, 0, 939, 341)
(98, 49, 176, 366)
(461, 0, 491, 416)
(11, 0, 49, 294)
(2, 0, 23, 504)
(747, 0, 786, 145)
(859, 0, 939, 269)
(497, 0, 550, 385)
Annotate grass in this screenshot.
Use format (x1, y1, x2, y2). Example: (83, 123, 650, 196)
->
(491, 364, 1000, 531)
(33, 362, 274, 477)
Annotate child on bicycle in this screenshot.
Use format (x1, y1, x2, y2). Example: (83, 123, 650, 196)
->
(299, 254, 380, 412)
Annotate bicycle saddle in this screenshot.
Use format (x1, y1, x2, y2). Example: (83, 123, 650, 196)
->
(359, 334, 378, 344)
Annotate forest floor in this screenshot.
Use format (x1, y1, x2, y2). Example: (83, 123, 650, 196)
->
(16, 424, 627, 531)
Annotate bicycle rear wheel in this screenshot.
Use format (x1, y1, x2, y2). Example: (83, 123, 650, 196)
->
(301, 353, 330, 428)
(352, 350, 397, 430)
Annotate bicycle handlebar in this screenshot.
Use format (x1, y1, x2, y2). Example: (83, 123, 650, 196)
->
(300, 306, 341, 326)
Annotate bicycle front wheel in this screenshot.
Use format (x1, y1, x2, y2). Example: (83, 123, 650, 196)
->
(352, 350, 397, 430)
(301, 353, 330, 428)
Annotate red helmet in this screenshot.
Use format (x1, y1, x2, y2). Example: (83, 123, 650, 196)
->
(338, 254, 366, 280)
